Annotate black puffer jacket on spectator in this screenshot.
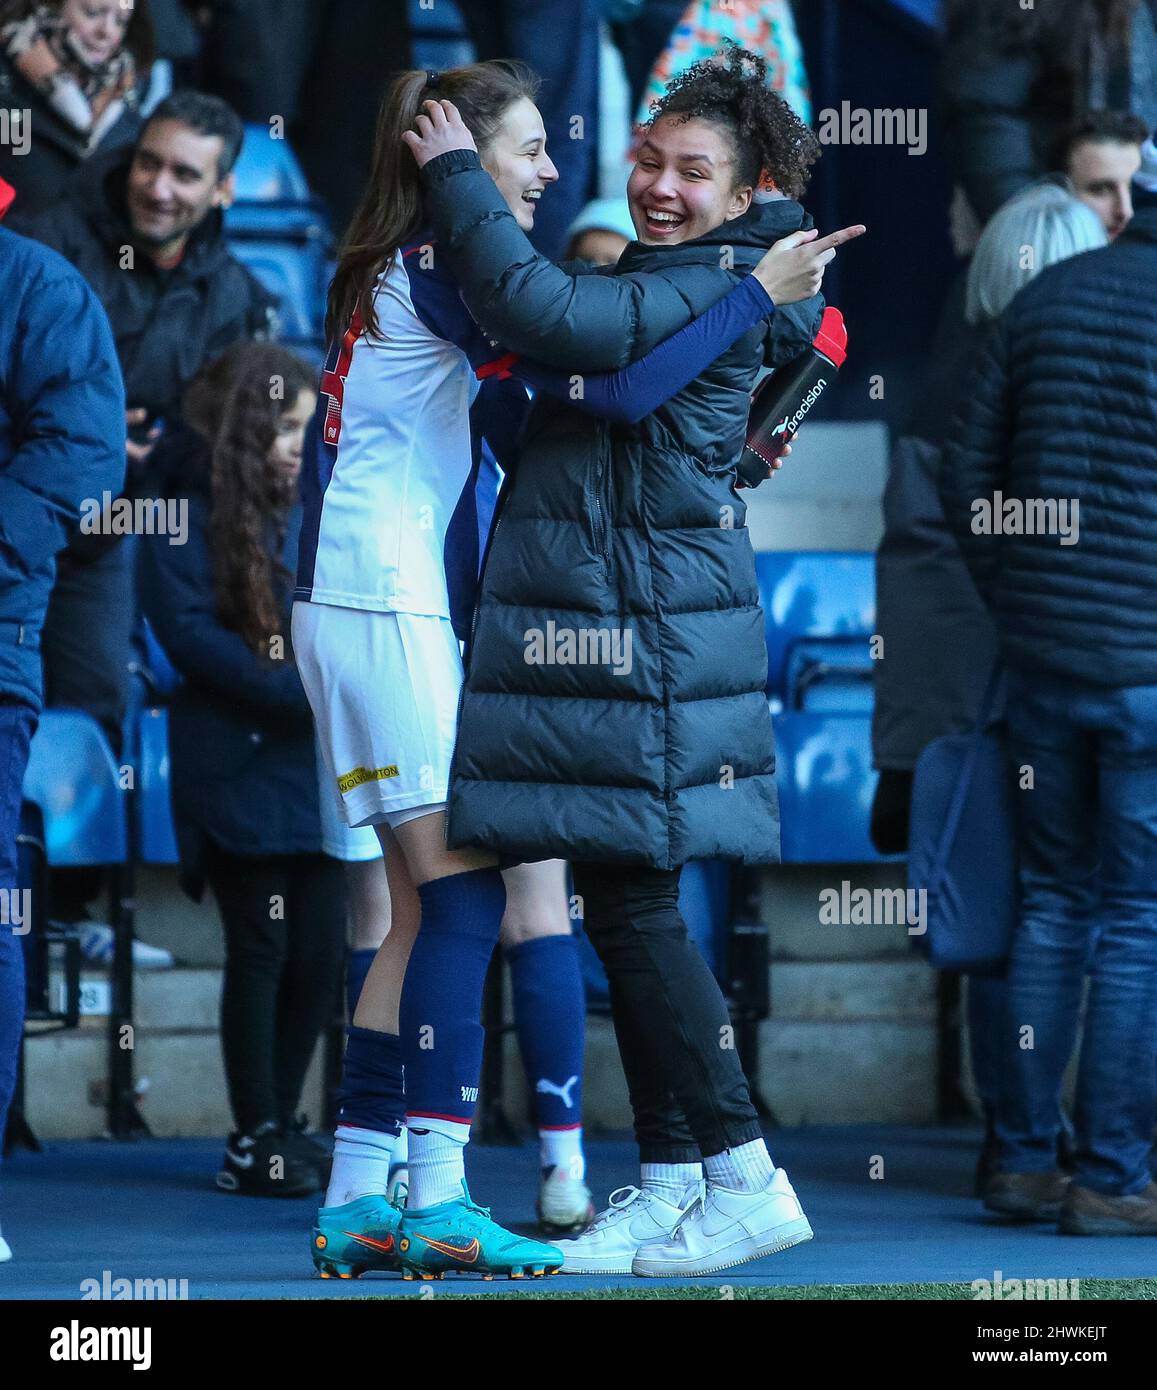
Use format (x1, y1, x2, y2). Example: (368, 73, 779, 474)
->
(941, 199, 1157, 687)
(9, 144, 277, 432)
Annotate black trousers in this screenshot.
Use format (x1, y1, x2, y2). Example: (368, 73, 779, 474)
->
(204, 844, 346, 1135)
(572, 862, 763, 1162)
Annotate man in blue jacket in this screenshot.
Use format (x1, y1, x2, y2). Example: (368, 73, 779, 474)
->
(0, 180, 125, 1261)
(942, 143, 1157, 1235)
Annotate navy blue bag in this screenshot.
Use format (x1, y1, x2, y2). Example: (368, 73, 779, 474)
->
(907, 668, 1016, 973)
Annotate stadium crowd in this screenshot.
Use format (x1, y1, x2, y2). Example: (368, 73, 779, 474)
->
(1, 0, 1156, 1275)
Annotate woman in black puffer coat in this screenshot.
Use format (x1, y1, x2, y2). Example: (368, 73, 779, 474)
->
(410, 46, 864, 1275)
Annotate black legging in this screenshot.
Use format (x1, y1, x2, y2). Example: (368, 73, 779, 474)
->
(204, 844, 346, 1135)
(572, 862, 762, 1161)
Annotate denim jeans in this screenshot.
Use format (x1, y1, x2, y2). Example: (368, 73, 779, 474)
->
(0, 699, 37, 1165)
(997, 667, 1157, 1194)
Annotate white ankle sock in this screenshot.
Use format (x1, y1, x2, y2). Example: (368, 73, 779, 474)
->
(406, 1123, 469, 1210)
(704, 1139, 775, 1194)
(540, 1127, 585, 1180)
(324, 1125, 398, 1208)
(391, 1124, 408, 1169)
(640, 1161, 703, 1207)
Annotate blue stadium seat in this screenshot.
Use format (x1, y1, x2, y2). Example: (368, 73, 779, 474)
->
(773, 711, 883, 863)
(230, 123, 314, 204)
(230, 239, 325, 340)
(754, 551, 876, 700)
(576, 859, 731, 1009)
(784, 637, 874, 713)
(135, 708, 180, 866)
(22, 711, 128, 868)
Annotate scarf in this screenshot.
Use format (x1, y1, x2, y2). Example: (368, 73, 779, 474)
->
(1, 5, 137, 150)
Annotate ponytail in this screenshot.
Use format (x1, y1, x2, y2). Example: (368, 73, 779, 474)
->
(326, 59, 541, 343)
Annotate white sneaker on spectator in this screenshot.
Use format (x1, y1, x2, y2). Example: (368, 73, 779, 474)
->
(75, 922, 174, 970)
(632, 1167, 813, 1277)
(554, 1185, 693, 1273)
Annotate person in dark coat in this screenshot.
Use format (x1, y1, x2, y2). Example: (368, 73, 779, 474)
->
(0, 181, 125, 1261)
(942, 0, 1157, 225)
(410, 46, 864, 1276)
(872, 182, 1108, 1201)
(141, 343, 346, 1199)
(941, 153, 1157, 1236)
(9, 89, 276, 957)
(0, 0, 153, 216)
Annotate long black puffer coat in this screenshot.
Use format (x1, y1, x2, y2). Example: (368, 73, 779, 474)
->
(418, 149, 824, 869)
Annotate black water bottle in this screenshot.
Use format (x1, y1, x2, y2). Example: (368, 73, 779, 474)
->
(737, 307, 848, 488)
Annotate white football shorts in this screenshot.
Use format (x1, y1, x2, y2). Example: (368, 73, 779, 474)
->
(292, 600, 463, 834)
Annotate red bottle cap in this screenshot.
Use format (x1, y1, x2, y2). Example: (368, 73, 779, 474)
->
(814, 306, 847, 368)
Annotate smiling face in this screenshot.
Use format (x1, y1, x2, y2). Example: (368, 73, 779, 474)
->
(126, 119, 234, 257)
(1067, 137, 1141, 240)
(479, 96, 559, 233)
(627, 115, 753, 245)
(61, 0, 132, 67)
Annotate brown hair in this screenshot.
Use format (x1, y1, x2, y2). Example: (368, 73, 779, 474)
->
(326, 59, 540, 342)
(188, 344, 315, 657)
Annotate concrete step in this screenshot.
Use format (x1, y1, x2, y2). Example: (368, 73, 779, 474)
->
(758, 1020, 937, 1125)
(771, 959, 935, 1022)
(43, 966, 221, 1033)
(22, 1028, 327, 1141)
(762, 863, 917, 960)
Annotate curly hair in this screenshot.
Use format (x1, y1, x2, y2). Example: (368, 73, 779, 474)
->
(190, 344, 315, 658)
(642, 40, 820, 200)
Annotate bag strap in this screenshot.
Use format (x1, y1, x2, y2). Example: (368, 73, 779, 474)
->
(926, 663, 1004, 890)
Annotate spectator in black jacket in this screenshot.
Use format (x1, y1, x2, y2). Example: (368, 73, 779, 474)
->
(142, 343, 346, 1199)
(0, 0, 154, 215)
(941, 153, 1157, 1236)
(943, 0, 1157, 224)
(10, 89, 276, 961)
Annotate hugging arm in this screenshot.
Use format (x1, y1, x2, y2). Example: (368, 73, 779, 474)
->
(510, 275, 777, 424)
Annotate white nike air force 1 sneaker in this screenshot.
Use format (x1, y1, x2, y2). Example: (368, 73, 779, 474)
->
(554, 1184, 697, 1274)
(632, 1167, 813, 1277)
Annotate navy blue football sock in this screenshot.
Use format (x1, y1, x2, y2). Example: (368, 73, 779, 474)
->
(399, 867, 506, 1131)
(345, 947, 376, 1021)
(507, 934, 586, 1132)
(335, 1025, 404, 1135)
